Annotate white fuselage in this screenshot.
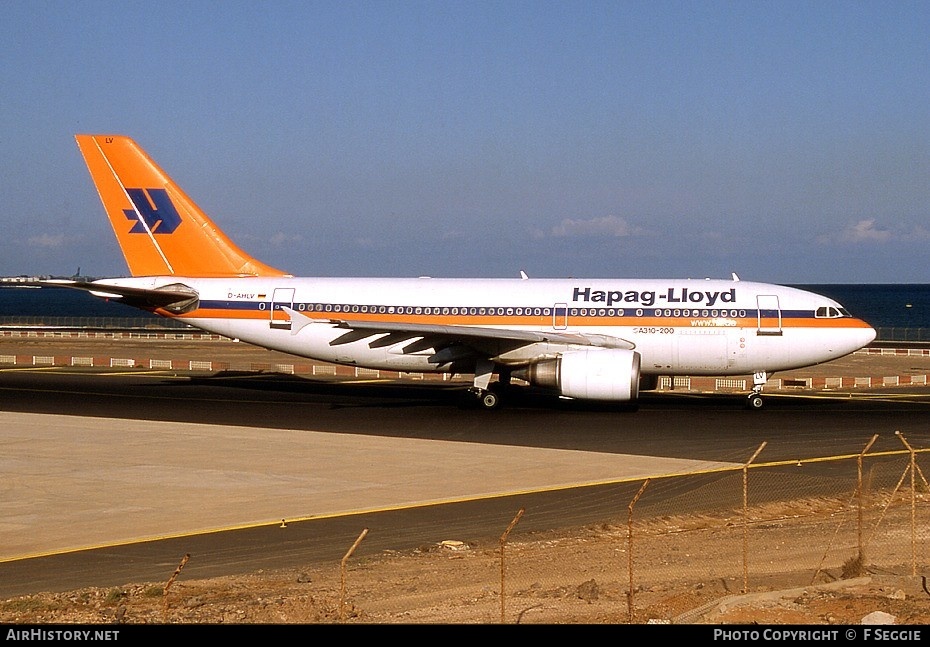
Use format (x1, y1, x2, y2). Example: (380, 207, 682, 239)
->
(95, 276, 877, 378)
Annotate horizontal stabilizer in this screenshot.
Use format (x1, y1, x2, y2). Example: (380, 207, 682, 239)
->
(35, 279, 200, 314)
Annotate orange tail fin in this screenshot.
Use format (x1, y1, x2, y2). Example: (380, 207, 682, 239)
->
(75, 135, 288, 277)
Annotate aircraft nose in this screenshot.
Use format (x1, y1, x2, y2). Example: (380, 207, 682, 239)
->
(852, 323, 877, 351)
(832, 322, 875, 357)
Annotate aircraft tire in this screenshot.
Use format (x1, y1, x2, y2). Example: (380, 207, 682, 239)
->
(746, 394, 764, 410)
(479, 390, 500, 410)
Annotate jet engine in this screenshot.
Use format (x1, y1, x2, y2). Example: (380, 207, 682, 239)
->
(518, 349, 641, 401)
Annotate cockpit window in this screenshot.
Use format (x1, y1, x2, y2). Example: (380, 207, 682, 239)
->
(815, 306, 850, 318)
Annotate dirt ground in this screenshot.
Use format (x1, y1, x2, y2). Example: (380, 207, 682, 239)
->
(3, 501, 929, 625)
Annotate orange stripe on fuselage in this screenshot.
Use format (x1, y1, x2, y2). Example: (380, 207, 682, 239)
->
(165, 308, 873, 330)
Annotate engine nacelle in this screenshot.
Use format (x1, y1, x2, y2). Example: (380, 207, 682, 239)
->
(520, 349, 641, 401)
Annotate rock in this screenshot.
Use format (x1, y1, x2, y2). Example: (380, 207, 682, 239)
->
(577, 579, 598, 602)
(861, 611, 896, 625)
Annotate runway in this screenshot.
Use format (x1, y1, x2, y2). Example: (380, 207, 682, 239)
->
(0, 410, 737, 560)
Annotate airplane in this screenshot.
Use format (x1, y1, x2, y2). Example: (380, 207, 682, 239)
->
(38, 134, 876, 410)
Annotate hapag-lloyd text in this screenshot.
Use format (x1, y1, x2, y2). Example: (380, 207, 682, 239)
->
(573, 287, 737, 308)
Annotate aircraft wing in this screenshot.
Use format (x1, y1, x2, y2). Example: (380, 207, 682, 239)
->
(282, 306, 635, 360)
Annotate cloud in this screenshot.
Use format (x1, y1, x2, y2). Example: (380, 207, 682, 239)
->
(269, 231, 304, 246)
(837, 219, 892, 243)
(27, 233, 67, 248)
(550, 215, 645, 238)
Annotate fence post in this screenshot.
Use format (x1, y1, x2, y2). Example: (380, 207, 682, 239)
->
(896, 431, 918, 576)
(857, 435, 879, 569)
(499, 508, 525, 624)
(742, 442, 766, 594)
(163, 553, 190, 621)
(339, 528, 369, 622)
(627, 479, 650, 624)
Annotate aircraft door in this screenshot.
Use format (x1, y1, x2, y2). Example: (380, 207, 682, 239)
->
(270, 288, 295, 330)
(553, 303, 568, 330)
(756, 295, 782, 336)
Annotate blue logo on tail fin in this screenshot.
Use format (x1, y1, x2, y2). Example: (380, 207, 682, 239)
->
(123, 188, 182, 234)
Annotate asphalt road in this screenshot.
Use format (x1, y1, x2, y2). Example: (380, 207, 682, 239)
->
(1, 353, 930, 598)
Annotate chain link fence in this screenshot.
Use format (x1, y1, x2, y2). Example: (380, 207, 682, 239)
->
(305, 436, 929, 623)
(0, 316, 191, 330)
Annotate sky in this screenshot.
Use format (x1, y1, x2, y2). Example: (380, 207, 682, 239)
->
(1, 1, 928, 283)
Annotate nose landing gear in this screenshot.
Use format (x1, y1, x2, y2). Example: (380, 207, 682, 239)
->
(745, 371, 768, 410)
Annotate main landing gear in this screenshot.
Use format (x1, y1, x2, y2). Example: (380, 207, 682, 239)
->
(467, 360, 507, 410)
(470, 387, 500, 409)
(745, 371, 767, 410)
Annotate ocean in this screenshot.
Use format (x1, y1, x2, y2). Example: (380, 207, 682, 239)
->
(0, 286, 155, 319)
(0, 283, 928, 340)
